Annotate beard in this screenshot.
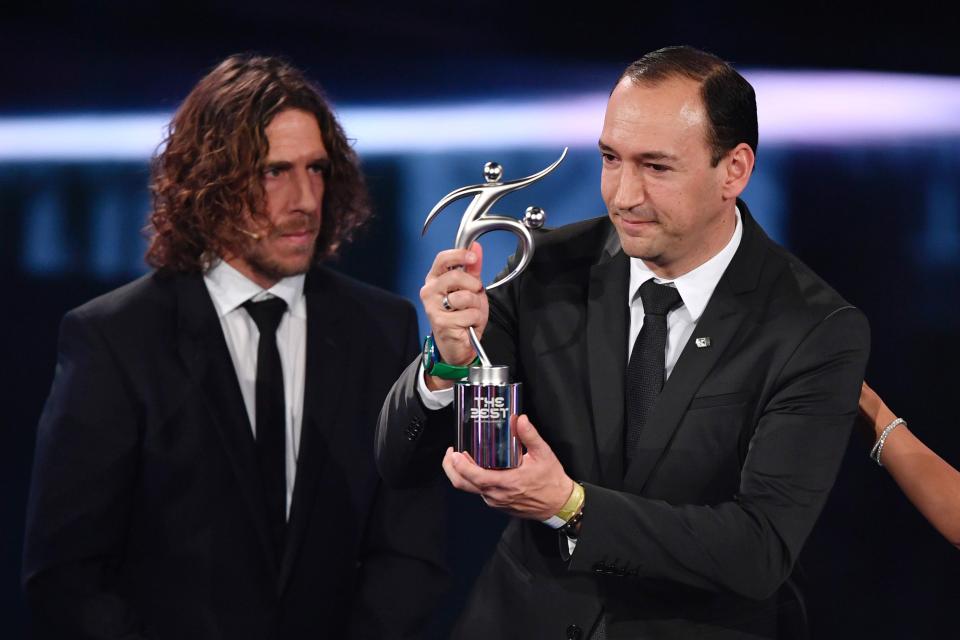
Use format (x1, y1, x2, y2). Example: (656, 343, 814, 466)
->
(241, 232, 318, 283)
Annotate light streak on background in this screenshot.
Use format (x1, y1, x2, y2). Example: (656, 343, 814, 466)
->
(2, 71, 960, 161)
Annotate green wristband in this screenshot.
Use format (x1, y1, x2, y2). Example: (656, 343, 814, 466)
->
(422, 334, 481, 380)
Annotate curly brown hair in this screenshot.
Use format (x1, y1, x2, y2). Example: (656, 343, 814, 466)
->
(145, 54, 370, 272)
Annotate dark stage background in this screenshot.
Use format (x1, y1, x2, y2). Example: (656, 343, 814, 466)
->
(3, 2, 958, 637)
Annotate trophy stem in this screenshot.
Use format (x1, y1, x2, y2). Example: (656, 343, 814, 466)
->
(468, 326, 492, 367)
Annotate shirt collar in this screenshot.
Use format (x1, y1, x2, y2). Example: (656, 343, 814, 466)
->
(628, 206, 743, 323)
(203, 259, 306, 319)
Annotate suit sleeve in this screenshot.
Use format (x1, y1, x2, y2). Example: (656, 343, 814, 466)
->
(568, 307, 870, 600)
(354, 302, 450, 638)
(22, 310, 147, 638)
(375, 264, 519, 489)
(375, 354, 453, 488)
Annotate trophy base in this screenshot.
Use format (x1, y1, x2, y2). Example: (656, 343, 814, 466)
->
(455, 377, 522, 470)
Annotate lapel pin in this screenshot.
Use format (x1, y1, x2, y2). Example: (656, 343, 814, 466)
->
(695, 337, 711, 348)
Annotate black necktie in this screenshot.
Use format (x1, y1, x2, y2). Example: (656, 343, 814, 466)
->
(625, 279, 682, 464)
(243, 297, 288, 561)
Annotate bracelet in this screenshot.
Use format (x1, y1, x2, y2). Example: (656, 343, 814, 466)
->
(555, 482, 585, 523)
(558, 483, 585, 539)
(542, 482, 585, 529)
(869, 417, 906, 466)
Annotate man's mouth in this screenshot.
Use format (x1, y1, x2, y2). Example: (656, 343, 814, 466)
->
(274, 226, 319, 246)
(617, 214, 656, 228)
(276, 224, 319, 237)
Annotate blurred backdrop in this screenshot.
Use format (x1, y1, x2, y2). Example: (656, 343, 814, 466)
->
(2, 2, 958, 637)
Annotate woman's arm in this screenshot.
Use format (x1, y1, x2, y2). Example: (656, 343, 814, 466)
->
(860, 382, 960, 548)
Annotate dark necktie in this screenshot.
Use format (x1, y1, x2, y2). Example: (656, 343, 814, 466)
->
(625, 279, 682, 464)
(243, 297, 288, 561)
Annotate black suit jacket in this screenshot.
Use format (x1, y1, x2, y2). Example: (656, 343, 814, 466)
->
(24, 266, 447, 639)
(377, 203, 869, 639)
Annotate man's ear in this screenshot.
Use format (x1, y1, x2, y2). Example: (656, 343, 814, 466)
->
(720, 142, 755, 200)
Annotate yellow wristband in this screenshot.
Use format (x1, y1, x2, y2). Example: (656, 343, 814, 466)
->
(555, 482, 585, 523)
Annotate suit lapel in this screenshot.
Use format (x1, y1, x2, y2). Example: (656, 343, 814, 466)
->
(622, 281, 748, 489)
(279, 269, 347, 592)
(623, 202, 768, 491)
(586, 238, 630, 489)
(174, 274, 277, 574)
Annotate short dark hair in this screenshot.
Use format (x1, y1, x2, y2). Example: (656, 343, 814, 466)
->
(619, 46, 758, 166)
(146, 54, 370, 272)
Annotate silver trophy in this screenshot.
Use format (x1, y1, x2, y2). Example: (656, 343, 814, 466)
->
(423, 148, 567, 468)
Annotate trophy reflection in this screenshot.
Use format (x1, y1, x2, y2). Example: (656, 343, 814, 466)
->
(422, 149, 567, 469)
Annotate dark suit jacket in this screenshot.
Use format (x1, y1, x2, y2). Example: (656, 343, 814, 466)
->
(376, 203, 869, 639)
(24, 266, 447, 639)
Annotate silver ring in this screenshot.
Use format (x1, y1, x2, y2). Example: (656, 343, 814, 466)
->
(441, 294, 453, 311)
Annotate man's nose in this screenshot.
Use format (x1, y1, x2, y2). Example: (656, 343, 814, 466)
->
(290, 169, 321, 214)
(612, 166, 646, 211)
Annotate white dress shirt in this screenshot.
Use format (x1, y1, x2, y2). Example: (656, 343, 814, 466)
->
(627, 207, 742, 381)
(204, 260, 307, 518)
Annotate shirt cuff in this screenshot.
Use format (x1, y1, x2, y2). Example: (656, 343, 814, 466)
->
(543, 515, 566, 529)
(416, 363, 455, 410)
(543, 517, 578, 555)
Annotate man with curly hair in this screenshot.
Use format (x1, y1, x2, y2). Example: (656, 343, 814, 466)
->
(23, 54, 447, 639)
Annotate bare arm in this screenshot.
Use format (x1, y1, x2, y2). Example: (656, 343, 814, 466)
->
(860, 382, 960, 548)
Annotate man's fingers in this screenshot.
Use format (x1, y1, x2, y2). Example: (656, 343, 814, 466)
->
(440, 289, 484, 313)
(464, 242, 484, 279)
(428, 248, 479, 279)
(420, 270, 485, 315)
(442, 447, 482, 494)
(451, 451, 512, 491)
(425, 268, 485, 295)
(515, 415, 551, 458)
(432, 309, 487, 334)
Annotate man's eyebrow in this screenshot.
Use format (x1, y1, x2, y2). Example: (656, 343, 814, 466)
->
(597, 142, 678, 162)
(262, 156, 331, 172)
(637, 151, 678, 161)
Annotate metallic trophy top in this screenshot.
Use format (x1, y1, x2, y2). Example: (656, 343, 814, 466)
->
(422, 148, 567, 366)
(422, 148, 567, 292)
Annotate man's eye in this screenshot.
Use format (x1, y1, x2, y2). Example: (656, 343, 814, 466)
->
(309, 163, 328, 175)
(600, 153, 617, 163)
(264, 168, 282, 178)
(648, 163, 669, 172)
